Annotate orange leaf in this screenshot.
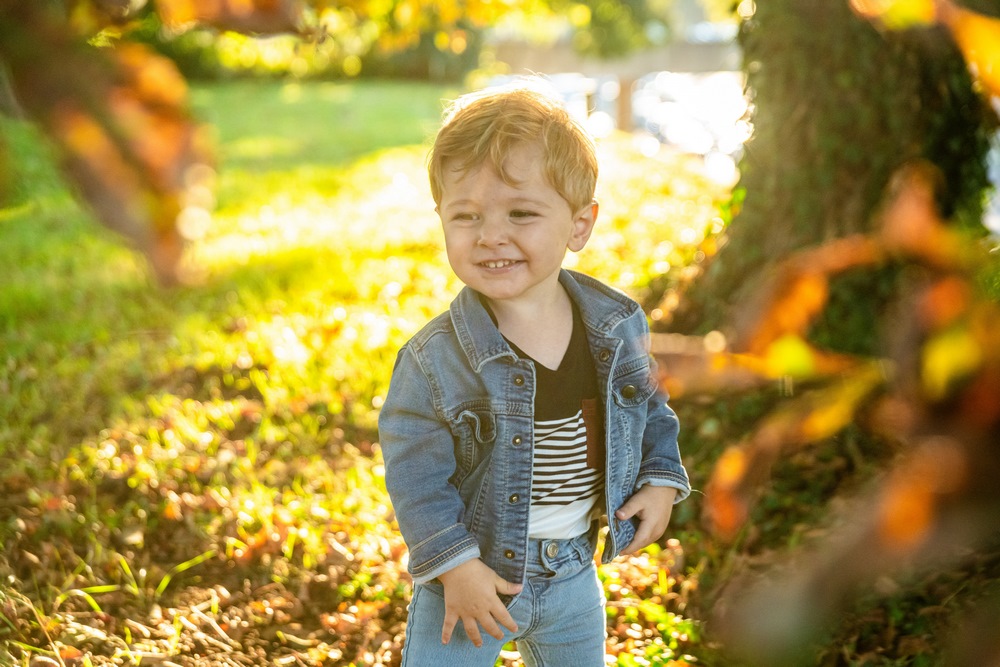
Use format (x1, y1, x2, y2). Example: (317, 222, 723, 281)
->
(879, 161, 963, 267)
(734, 235, 882, 356)
(157, 0, 305, 34)
(917, 276, 970, 330)
(876, 439, 968, 551)
(704, 445, 761, 539)
(59, 645, 84, 660)
(739, 268, 829, 356)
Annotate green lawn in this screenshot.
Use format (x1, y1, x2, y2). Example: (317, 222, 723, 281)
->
(0, 79, 728, 666)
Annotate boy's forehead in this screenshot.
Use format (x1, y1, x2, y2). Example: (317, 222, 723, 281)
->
(442, 142, 543, 179)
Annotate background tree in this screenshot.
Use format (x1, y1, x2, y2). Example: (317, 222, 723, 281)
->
(667, 0, 995, 345)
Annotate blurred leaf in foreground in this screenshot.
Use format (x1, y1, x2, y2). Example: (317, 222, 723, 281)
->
(693, 158, 1000, 664)
(156, 0, 304, 34)
(937, 0, 1000, 97)
(848, 0, 936, 29)
(0, 1, 215, 283)
(854, 0, 1000, 97)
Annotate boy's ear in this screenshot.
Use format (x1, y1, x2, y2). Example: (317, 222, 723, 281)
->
(568, 200, 599, 252)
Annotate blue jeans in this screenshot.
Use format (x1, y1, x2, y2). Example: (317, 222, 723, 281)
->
(400, 531, 607, 667)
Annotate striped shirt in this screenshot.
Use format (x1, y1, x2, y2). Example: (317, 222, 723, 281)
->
(487, 298, 605, 539)
(531, 412, 603, 506)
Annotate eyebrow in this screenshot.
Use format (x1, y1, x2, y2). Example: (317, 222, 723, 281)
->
(441, 196, 551, 211)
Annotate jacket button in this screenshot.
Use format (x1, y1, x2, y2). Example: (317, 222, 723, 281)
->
(513, 375, 524, 386)
(512, 435, 522, 446)
(504, 549, 515, 559)
(509, 494, 520, 504)
(622, 384, 638, 399)
(599, 349, 611, 362)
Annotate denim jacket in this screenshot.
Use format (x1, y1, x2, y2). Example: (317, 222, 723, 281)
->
(378, 269, 690, 586)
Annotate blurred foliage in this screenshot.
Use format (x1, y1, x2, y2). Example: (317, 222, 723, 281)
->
(651, 1, 1000, 664)
(650, 162, 1000, 663)
(563, 0, 675, 58)
(126, 2, 489, 80)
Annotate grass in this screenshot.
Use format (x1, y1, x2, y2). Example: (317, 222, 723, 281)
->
(0, 78, 729, 666)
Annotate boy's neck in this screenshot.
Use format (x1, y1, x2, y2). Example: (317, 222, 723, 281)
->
(485, 286, 574, 371)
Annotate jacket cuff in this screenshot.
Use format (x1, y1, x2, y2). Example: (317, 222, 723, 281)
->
(636, 464, 691, 503)
(409, 527, 481, 585)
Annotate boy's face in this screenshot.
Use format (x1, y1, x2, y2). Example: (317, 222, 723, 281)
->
(437, 142, 597, 309)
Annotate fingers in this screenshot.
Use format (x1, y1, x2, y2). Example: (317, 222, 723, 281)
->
(479, 613, 506, 641)
(617, 498, 647, 553)
(494, 606, 519, 635)
(441, 611, 459, 645)
(617, 486, 678, 554)
(444, 611, 511, 647)
(442, 597, 517, 647)
(494, 576, 523, 596)
(442, 613, 493, 648)
(622, 524, 654, 554)
(615, 496, 639, 522)
(462, 617, 486, 647)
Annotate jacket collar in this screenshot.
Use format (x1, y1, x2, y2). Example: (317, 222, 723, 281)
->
(449, 269, 638, 373)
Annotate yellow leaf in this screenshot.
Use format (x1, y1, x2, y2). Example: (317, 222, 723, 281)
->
(764, 334, 816, 378)
(800, 363, 884, 441)
(940, 1, 1000, 97)
(849, 0, 936, 29)
(921, 326, 981, 401)
(714, 446, 748, 488)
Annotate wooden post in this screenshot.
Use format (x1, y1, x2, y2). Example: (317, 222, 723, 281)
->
(617, 76, 634, 132)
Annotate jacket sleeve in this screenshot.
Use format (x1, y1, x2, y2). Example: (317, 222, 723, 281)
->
(377, 345, 480, 584)
(636, 334, 692, 502)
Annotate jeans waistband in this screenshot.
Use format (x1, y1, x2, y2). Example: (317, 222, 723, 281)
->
(524, 524, 599, 575)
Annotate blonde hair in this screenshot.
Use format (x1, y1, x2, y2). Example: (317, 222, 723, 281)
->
(428, 84, 598, 212)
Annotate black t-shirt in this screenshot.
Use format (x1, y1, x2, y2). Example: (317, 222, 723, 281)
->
(483, 298, 606, 533)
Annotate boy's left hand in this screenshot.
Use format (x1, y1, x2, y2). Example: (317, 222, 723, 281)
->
(616, 485, 678, 555)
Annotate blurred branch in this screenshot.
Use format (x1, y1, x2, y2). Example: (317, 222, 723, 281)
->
(0, 3, 211, 282)
(155, 0, 305, 34)
(0, 1, 218, 283)
(654, 12, 1000, 658)
(851, 0, 1000, 97)
(660, 156, 1000, 661)
(0, 60, 24, 118)
(0, 0, 313, 283)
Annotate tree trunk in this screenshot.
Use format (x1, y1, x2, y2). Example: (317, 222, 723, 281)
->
(666, 0, 994, 355)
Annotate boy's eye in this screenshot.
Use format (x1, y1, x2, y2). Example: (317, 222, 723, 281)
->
(509, 210, 538, 222)
(451, 212, 479, 223)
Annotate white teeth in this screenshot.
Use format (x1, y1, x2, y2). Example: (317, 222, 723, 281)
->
(483, 260, 516, 268)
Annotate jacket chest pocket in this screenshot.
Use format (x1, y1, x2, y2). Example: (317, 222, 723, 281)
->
(450, 406, 496, 484)
(612, 359, 656, 409)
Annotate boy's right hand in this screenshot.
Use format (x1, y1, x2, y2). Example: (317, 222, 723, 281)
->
(436, 559, 523, 647)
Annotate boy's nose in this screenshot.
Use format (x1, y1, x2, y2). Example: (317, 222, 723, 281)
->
(476, 217, 508, 246)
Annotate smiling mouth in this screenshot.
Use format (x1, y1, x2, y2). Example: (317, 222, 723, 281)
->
(480, 260, 520, 269)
